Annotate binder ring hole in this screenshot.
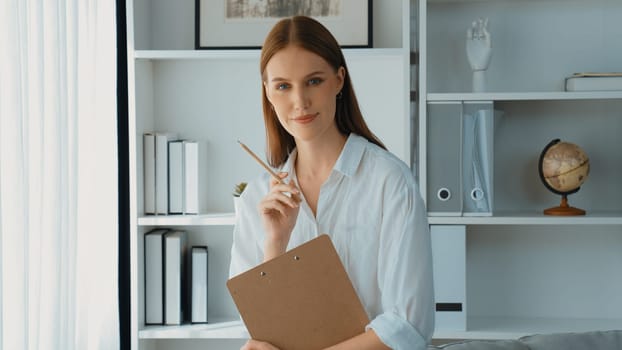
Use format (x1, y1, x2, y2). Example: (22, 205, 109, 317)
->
(471, 188, 484, 201)
(437, 188, 451, 201)
(260, 271, 266, 276)
(294, 256, 300, 260)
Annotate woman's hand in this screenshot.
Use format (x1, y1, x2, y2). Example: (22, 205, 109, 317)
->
(258, 172, 301, 260)
(241, 339, 281, 350)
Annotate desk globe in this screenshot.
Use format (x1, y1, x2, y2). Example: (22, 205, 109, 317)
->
(538, 139, 590, 215)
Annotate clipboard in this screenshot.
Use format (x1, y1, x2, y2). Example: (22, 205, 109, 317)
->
(227, 234, 370, 350)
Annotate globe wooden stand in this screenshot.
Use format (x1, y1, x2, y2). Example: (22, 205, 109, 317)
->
(543, 194, 585, 216)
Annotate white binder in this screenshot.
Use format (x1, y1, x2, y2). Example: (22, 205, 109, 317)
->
(427, 101, 496, 216)
(462, 102, 494, 216)
(427, 101, 463, 216)
(431, 225, 466, 331)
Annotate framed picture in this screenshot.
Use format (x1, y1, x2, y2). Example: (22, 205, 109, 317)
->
(195, 0, 372, 49)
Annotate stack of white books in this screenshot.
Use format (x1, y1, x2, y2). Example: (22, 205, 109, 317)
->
(144, 229, 209, 325)
(565, 72, 622, 91)
(143, 132, 202, 215)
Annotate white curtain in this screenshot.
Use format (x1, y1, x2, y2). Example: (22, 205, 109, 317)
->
(0, 0, 119, 349)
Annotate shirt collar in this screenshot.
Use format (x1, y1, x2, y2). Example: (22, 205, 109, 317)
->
(334, 133, 366, 177)
(281, 133, 367, 178)
(282, 148, 297, 177)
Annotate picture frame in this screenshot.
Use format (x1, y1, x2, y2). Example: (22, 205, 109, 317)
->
(195, 0, 372, 49)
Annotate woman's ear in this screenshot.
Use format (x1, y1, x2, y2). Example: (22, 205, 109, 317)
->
(336, 66, 346, 93)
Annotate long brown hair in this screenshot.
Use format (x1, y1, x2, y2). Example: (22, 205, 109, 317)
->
(260, 15, 386, 168)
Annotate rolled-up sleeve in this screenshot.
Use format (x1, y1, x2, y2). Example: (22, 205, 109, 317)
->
(368, 312, 428, 350)
(366, 172, 435, 349)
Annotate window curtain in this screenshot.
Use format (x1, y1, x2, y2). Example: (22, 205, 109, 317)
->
(0, 1, 119, 349)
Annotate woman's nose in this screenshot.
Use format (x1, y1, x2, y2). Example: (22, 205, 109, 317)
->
(292, 87, 310, 110)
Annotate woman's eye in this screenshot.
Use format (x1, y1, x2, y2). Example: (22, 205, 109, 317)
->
(276, 83, 289, 90)
(308, 78, 323, 86)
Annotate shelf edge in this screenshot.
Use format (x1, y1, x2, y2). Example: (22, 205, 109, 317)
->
(427, 91, 622, 101)
(139, 320, 248, 339)
(134, 48, 408, 61)
(428, 213, 622, 225)
(138, 213, 236, 226)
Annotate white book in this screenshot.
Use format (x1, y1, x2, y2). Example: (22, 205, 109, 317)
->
(164, 230, 187, 325)
(144, 228, 168, 324)
(168, 141, 184, 214)
(565, 76, 622, 91)
(155, 132, 177, 215)
(143, 133, 156, 214)
(191, 246, 208, 323)
(184, 141, 200, 214)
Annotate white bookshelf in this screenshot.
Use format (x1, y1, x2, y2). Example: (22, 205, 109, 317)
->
(127, 0, 622, 346)
(126, 0, 413, 349)
(418, 0, 622, 340)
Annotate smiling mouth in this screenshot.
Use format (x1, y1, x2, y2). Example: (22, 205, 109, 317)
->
(292, 113, 319, 124)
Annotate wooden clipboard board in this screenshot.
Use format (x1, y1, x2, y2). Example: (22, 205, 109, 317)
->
(227, 234, 370, 350)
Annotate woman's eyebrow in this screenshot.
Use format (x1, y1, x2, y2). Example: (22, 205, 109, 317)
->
(304, 70, 327, 78)
(270, 77, 288, 82)
(270, 70, 327, 82)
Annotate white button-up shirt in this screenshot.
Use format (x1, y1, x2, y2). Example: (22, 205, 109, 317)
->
(230, 133, 434, 349)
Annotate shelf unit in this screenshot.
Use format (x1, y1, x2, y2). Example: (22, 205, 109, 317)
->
(127, 0, 622, 346)
(417, 0, 622, 340)
(126, 0, 412, 349)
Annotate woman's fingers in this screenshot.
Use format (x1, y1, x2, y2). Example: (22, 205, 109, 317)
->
(265, 173, 300, 209)
(270, 181, 300, 197)
(260, 197, 290, 216)
(273, 191, 300, 208)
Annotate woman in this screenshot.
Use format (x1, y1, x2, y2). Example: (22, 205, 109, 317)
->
(230, 16, 434, 350)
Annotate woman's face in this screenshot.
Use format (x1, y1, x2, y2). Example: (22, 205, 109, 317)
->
(264, 45, 344, 143)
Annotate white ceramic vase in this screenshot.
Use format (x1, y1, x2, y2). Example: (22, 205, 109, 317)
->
(233, 197, 241, 216)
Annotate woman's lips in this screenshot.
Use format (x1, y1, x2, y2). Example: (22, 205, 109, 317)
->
(292, 113, 318, 124)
